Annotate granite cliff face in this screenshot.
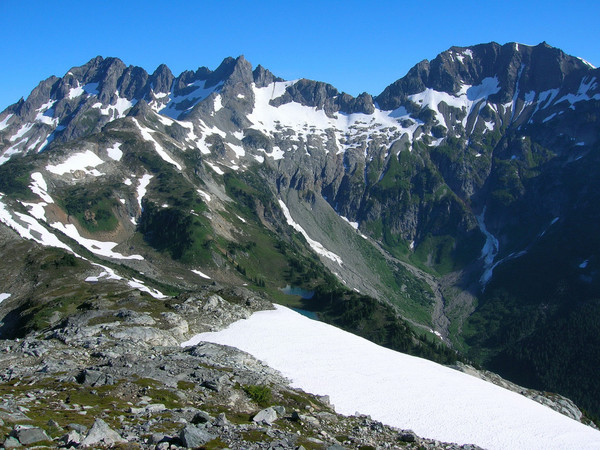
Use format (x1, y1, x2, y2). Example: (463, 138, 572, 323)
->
(1, 41, 600, 419)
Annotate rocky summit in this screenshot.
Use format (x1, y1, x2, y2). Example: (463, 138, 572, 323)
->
(0, 41, 599, 446)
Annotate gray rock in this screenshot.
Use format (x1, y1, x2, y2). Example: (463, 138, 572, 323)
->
(399, 430, 418, 442)
(77, 368, 115, 386)
(12, 425, 50, 445)
(273, 405, 286, 416)
(149, 432, 169, 444)
(80, 418, 126, 447)
(253, 407, 278, 425)
(68, 423, 87, 434)
(192, 410, 212, 424)
(214, 412, 229, 427)
(2, 436, 21, 448)
(179, 424, 215, 448)
(61, 430, 82, 446)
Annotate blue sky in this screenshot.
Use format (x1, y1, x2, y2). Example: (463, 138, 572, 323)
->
(1, 0, 599, 111)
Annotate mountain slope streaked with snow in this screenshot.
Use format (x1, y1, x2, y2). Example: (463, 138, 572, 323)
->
(183, 305, 600, 450)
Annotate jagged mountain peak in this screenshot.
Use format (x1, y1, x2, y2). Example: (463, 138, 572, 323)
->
(376, 41, 594, 109)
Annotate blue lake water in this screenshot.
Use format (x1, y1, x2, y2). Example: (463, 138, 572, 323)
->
(291, 308, 320, 321)
(280, 285, 314, 299)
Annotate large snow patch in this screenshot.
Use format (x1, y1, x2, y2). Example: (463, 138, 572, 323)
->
(182, 305, 600, 450)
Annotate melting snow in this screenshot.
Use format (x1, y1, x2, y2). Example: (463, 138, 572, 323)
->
(136, 174, 153, 209)
(183, 305, 600, 450)
(476, 207, 499, 285)
(556, 77, 600, 107)
(577, 57, 597, 69)
(106, 143, 123, 161)
(86, 264, 165, 299)
(0, 114, 13, 131)
(0, 293, 11, 304)
(196, 189, 211, 202)
(159, 80, 224, 119)
(46, 150, 105, 176)
(128, 278, 166, 299)
(68, 85, 84, 99)
(0, 196, 72, 252)
(248, 81, 411, 155)
(9, 123, 34, 142)
(205, 161, 224, 175)
(29, 172, 54, 203)
(50, 221, 144, 260)
(191, 269, 211, 279)
(260, 146, 285, 160)
(133, 118, 182, 170)
(35, 101, 58, 126)
(213, 95, 223, 112)
(92, 96, 136, 118)
(21, 201, 48, 221)
(408, 77, 500, 129)
(340, 216, 359, 230)
(278, 199, 342, 265)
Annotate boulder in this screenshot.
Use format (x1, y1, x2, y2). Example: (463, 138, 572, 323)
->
(60, 430, 82, 446)
(2, 436, 21, 448)
(179, 424, 215, 448)
(80, 418, 126, 447)
(252, 407, 278, 425)
(77, 368, 115, 386)
(191, 410, 212, 424)
(12, 425, 50, 445)
(214, 412, 229, 427)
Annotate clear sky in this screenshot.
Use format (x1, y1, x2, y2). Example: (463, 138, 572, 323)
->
(1, 0, 598, 111)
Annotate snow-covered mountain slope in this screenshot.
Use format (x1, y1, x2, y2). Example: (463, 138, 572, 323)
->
(183, 305, 600, 450)
(1, 41, 600, 420)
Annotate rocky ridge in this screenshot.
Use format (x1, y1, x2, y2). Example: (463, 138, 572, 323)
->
(0, 285, 485, 449)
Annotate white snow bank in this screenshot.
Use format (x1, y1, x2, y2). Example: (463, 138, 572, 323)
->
(136, 174, 153, 209)
(29, 172, 54, 203)
(0, 114, 13, 131)
(476, 207, 499, 285)
(0, 197, 72, 252)
(50, 222, 144, 260)
(46, 150, 105, 176)
(183, 305, 600, 450)
(191, 269, 211, 279)
(132, 118, 182, 170)
(85, 264, 166, 299)
(128, 278, 167, 299)
(340, 215, 359, 230)
(278, 200, 342, 265)
(0, 293, 11, 304)
(205, 161, 224, 175)
(106, 143, 123, 161)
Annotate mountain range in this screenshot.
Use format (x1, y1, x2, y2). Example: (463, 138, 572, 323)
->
(1, 41, 600, 422)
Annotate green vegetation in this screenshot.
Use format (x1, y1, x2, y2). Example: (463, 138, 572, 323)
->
(62, 185, 119, 232)
(300, 286, 460, 365)
(243, 385, 272, 407)
(0, 156, 36, 199)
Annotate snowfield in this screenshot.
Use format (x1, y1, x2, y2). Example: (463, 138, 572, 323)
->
(182, 305, 600, 450)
